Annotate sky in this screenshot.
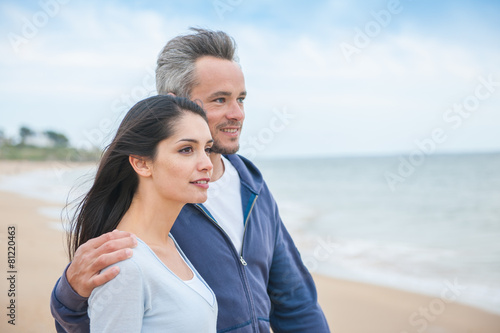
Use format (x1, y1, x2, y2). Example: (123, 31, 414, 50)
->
(1, 0, 499, 159)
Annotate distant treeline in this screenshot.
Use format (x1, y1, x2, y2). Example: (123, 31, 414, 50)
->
(0, 126, 100, 161)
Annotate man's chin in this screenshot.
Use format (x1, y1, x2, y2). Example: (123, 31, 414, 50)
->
(212, 144, 239, 155)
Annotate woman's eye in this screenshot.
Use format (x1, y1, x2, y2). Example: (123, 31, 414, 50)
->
(205, 147, 212, 155)
(179, 147, 193, 154)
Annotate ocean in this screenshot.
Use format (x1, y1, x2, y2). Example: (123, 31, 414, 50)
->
(255, 153, 500, 315)
(1, 153, 499, 315)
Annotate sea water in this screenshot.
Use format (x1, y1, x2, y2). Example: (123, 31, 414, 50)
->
(0, 163, 97, 231)
(1, 153, 499, 315)
(255, 153, 500, 315)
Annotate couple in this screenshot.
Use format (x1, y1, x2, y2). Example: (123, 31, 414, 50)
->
(51, 28, 330, 332)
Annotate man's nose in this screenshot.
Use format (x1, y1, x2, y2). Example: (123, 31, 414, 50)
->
(226, 100, 244, 121)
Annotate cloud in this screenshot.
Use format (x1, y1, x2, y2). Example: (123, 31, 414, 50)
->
(235, 15, 500, 157)
(1, 0, 499, 156)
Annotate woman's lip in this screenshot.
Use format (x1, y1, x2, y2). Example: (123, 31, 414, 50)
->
(191, 182, 209, 189)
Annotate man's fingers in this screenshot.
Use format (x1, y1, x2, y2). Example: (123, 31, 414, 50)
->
(84, 230, 136, 251)
(68, 249, 132, 297)
(66, 232, 136, 297)
(91, 248, 133, 273)
(92, 234, 137, 260)
(91, 265, 121, 289)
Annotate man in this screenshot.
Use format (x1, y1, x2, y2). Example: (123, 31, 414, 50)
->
(50, 28, 330, 332)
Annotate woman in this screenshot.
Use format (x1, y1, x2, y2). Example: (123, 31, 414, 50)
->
(68, 95, 217, 332)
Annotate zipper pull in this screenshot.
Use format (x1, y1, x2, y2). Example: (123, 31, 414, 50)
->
(240, 256, 247, 266)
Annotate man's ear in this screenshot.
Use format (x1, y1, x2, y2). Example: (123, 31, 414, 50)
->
(167, 92, 176, 97)
(129, 155, 152, 177)
(192, 98, 204, 108)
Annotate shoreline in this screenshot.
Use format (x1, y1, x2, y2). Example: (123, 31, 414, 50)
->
(1, 161, 500, 332)
(0, 159, 93, 176)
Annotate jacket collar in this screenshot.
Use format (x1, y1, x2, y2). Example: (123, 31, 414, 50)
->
(224, 154, 264, 195)
(194, 154, 263, 225)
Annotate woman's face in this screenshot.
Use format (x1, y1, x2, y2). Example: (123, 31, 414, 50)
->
(149, 112, 213, 204)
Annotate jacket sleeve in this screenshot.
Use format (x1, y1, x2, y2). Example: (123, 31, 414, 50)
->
(49, 265, 90, 333)
(267, 198, 330, 332)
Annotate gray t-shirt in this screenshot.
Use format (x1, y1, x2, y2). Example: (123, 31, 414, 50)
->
(88, 236, 217, 332)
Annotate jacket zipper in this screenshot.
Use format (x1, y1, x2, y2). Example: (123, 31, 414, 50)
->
(194, 191, 259, 331)
(195, 194, 258, 267)
(241, 194, 259, 332)
(239, 194, 258, 266)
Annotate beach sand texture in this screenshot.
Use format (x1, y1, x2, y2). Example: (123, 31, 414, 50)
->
(0, 161, 499, 332)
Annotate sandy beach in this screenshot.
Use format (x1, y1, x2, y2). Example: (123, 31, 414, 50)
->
(0, 161, 499, 332)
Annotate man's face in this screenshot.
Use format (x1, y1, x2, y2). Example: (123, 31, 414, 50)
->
(190, 56, 246, 155)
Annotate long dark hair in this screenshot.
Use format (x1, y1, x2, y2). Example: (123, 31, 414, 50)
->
(68, 95, 207, 259)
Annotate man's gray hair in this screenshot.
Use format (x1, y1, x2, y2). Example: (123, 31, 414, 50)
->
(156, 27, 239, 98)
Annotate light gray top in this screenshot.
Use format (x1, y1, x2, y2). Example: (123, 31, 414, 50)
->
(88, 236, 217, 332)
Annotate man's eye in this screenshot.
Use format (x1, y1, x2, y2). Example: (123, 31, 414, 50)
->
(237, 97, 245, 103)
(214, 98, 225, 103)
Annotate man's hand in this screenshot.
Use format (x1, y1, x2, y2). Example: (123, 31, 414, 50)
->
(66, 230, 137, 297)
